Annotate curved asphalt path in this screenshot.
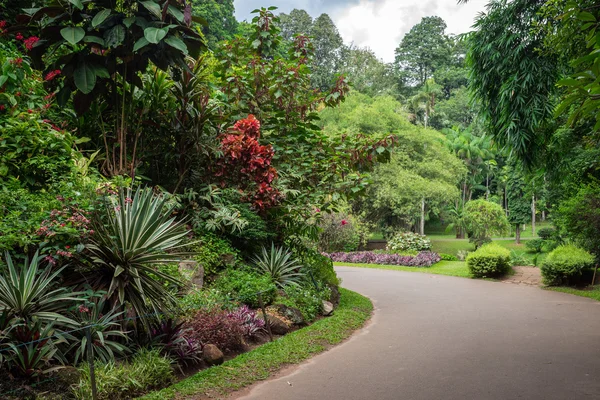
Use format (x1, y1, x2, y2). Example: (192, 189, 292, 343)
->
(236, 266, 600, 400)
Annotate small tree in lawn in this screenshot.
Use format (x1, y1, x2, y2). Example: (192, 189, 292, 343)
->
(464, 199, 510, 248)
(507, 177, 530, 244)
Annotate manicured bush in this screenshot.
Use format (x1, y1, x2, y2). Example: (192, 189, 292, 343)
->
(212, 268, 277, 308)
(325, 251, 441, 267)
(537, 227, 556, 240)
(466, 243, 511, 278)
(386, 232, 432, 252)
(540, 245, 595, 286)
(525, 238, 544, 253)
(73, 349, 174, 400)
(184, 308, 245, 352)
(439, 253, 458, 261)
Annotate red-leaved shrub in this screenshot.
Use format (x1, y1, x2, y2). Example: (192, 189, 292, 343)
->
(216, 115, 280, 210)
(184, 308, 244, 352)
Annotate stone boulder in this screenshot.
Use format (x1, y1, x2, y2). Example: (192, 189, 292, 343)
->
(179, 260, 204, 288)
(274, 304, 306, 326)
(203, 344, 224, 366)
(328, 284, 341, 307)
(322, 300, 334, 316)
(262, 314, 290, 335)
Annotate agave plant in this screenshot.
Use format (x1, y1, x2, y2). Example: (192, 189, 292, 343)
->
(83, 188, 190, 322)
(0, 252, 80, 326)
(252, 244, 305, 288)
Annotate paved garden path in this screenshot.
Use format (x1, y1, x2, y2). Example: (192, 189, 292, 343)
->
(235, 266, 600, 400)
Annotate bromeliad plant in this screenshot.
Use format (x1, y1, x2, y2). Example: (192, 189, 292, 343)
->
(83, 187, 190, 324)
(66, 296, 129, 365)
(252, 244, 305, 288)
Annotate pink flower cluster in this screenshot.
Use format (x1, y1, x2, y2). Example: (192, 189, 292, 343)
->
(323, 251, 441, 267)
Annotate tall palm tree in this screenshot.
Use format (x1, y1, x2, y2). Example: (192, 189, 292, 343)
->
(410, 78, 442, 128)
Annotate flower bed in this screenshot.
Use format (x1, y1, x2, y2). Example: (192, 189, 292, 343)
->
(324, 251, 441, 267)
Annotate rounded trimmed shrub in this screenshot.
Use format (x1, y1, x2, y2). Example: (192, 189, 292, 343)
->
(466, 243, 511, 278)
(540, 245, 594, 286)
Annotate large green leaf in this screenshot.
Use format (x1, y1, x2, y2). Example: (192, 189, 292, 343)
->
(74, 63, 97, 94)
(92, 9, 111, 28)
(140, 1, 161, 18)
(60, 26, 85, 45)
(68, 0, 83, 10)
(164, 35, 188, 54)
(144, 27, 168, 44)
(133, 37, 150, 52)
(104, 24, 126, 48)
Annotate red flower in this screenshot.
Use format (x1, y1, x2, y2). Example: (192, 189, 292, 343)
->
(0, 105, 5, 112)
(0, 21, 7, 29)
(15, 91, 21, 97)
(23, 36, 39, 51)
(15, 32, 23, 40)
(10, 58, 23, 66)
(341, 219, 348, 226)
(27, 109, 33, 113)
(44, 69, 61, 81)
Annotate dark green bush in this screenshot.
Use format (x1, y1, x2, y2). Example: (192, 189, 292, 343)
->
(295, 247, 340, 287)
(192, 233, 239, 277)
(212, 267, 277, 308)
(537, 227, 556, 240)
(540, 245, 594, 286)
(466, 243, 511, 278)
(277, 285, 330, 322)
(525, 239, 544, 253)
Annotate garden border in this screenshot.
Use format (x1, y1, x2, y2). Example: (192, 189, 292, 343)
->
(139, 288, 373, 399)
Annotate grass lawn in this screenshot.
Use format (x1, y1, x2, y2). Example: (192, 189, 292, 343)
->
(140, 288, 373, 400)
(546, 286, 600, 302)
(334, 260, 471, 278)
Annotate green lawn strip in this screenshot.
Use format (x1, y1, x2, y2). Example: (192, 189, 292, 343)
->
(545, 286, 600, 302)
(139, 288, 373, 400)
(334, 260, 471, 278)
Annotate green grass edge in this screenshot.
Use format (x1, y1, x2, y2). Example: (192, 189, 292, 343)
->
(545, 286, 600, 302)
(139, 288, 373, 400)
(333, 260, 472, 278)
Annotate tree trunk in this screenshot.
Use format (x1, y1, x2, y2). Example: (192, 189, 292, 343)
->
(531, 194, 536, 237)
(515, 224, 521, 244)
(542, 210, 546, 221)
(420, 198, 425, 235)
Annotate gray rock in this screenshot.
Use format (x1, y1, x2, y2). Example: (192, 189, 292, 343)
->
(328, 284, 341, 306)
(262, 314, 290, 335)
(275, 304, 306, 326)
(203, 344, 224, 366)
(179, 260, 204, 288)
(322, 300, 334, 316)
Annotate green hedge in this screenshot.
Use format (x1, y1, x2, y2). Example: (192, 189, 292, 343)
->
(466, 243, 511, 278)
(540, 244, 594, 286)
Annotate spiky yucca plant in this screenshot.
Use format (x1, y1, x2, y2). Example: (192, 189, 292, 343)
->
(0, 252, 80, 325)
(84, 188, 190, 322)
(252, 244, 305, 288)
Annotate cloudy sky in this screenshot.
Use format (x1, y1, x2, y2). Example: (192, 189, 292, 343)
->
(234, 0, 489, 62)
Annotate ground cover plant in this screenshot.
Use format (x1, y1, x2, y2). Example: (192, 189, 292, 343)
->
(324, 250, 441, 267)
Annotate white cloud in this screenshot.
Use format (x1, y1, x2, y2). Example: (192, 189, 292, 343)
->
(331, 0, 489, 62)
